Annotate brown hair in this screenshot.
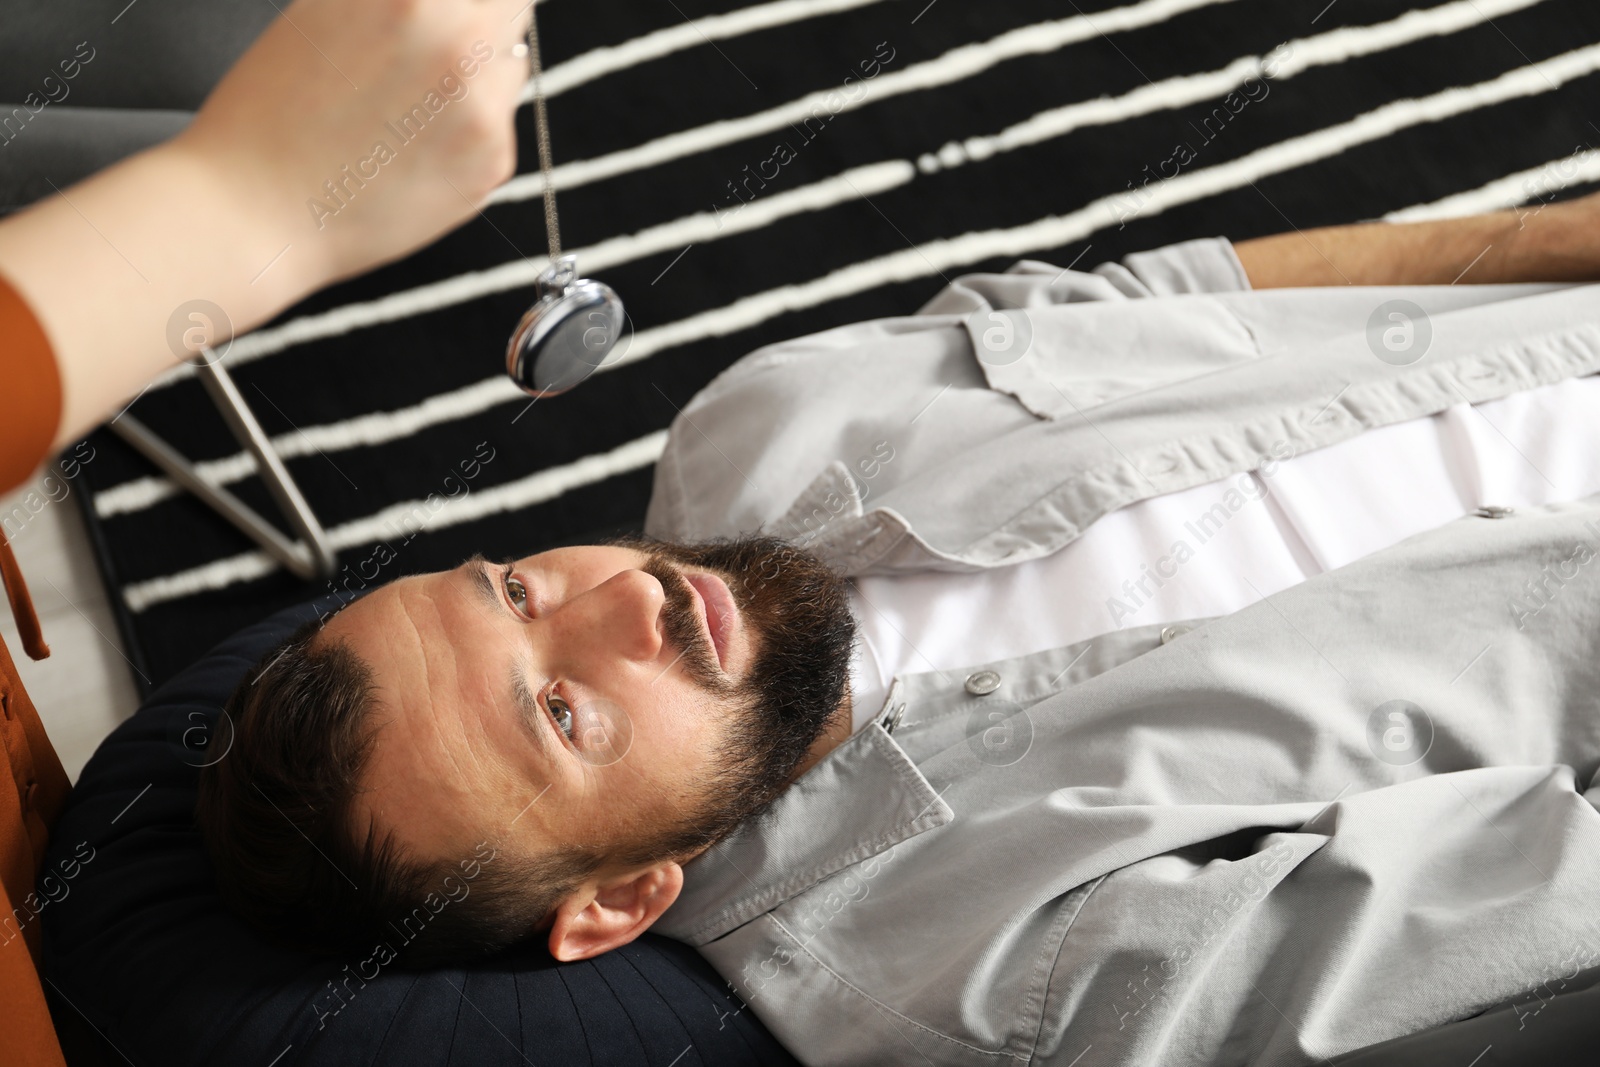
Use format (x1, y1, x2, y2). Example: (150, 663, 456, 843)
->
(195, 619, 599, 966)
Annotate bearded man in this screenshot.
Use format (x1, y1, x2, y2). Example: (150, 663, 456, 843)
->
(201, 194, 1600, 1065)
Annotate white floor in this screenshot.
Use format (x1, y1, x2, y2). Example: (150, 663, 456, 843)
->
(1, 471, 142, 782)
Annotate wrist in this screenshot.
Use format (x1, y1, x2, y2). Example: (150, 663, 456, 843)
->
(1499, 195, 1599, 282)
(154, 135, 339, 315)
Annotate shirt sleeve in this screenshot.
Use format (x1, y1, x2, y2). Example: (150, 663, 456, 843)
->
(915, 237, 1252, 315)
(1091, 236, 1253, 296)
(0, 271, 63, 496)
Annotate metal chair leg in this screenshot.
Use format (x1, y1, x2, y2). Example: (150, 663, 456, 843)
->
(108, 359, 338, 582)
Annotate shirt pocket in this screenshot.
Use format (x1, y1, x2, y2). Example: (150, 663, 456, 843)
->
(963, 296, 1263, 420)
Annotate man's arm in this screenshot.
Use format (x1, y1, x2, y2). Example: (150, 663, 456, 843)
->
(1232, 191, 1599, 288)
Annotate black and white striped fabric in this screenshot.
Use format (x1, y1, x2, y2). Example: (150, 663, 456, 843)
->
(82, 0, 1600, 690)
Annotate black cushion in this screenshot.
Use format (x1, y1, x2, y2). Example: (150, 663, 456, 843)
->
(41, 599, 796, 1066)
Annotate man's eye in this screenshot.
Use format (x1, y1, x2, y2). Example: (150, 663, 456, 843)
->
(505, 573, 530, 614)
(546, 692, 575, 739)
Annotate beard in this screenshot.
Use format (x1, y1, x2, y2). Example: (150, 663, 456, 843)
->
(610, 534, 857, 857)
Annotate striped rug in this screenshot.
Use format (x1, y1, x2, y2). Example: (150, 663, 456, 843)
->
(81, 0, 1600, 690)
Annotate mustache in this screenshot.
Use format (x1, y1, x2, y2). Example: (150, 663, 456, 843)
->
(641, 554, 730, 694)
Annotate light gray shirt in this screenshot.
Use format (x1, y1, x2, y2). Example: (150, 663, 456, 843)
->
(646, 240, 1600, 1065)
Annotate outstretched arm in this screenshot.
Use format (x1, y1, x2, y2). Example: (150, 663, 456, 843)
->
(1232, 191, 1600, 288)
(0, 0, 530, 454)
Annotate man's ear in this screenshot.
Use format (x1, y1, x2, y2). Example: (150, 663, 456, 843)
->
(547, 861, 684, 962)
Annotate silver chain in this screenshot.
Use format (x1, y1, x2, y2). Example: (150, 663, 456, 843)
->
(525, 11, 561, 260)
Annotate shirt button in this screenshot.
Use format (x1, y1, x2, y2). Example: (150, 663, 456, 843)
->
(964, 670, 1001, 695)
(1476, 505, 1515, 519)
(880, 702, 907, 733)
(1160, 625, 1190, 645)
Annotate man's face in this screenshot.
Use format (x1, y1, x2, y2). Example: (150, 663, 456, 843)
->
(322, 540, 846, 884)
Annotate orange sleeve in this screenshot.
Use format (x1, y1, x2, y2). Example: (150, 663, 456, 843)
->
(0, 272, 63, 496)
(0, 626, 70, 1067)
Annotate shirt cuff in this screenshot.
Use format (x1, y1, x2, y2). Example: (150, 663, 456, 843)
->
(1094, 236, 1253, 296)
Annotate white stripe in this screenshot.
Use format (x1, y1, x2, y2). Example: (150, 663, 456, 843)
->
(140, 0, 1520, 400)
(148, 160, 915, 391)
(102, 8, 1577, 518)
(915, 0, 1547, 173)
(117, 44, 1600, 608)
(121, 431, 669, 613)
(489, 0, 1246, 207)
(1384, 147, 1600, 220)
(528, 0, 894, 102)
(143, 1, 1242, 387)
(100, 163, 913, 517)
(603, 42, 1600, 369)
(95, 377, 526, 517)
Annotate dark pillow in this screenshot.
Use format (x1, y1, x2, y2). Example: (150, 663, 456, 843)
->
(41, 599, 796, 1066)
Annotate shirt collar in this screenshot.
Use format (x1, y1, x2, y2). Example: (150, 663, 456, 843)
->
(656, 722, 953, 945)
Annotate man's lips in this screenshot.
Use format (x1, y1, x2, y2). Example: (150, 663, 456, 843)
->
(685, 572, 738, 670)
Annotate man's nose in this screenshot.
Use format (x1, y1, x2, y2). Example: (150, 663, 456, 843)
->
(562, 568, 665, 663)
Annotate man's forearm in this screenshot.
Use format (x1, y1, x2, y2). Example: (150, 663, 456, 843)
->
(1232, 193, 1600, 288)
